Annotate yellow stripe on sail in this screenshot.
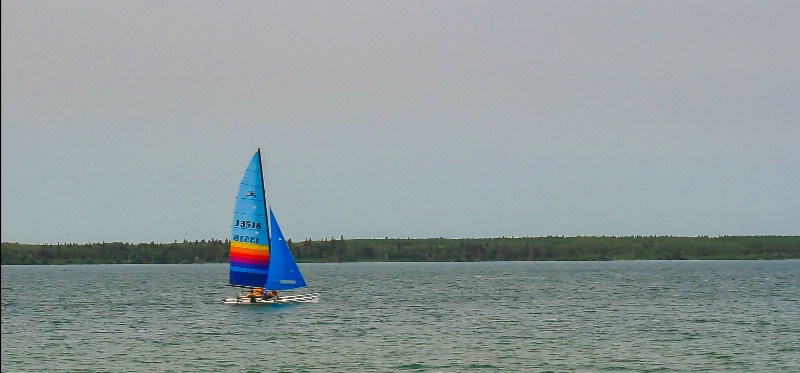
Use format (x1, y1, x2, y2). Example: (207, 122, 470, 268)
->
(230, 242, 270, 258)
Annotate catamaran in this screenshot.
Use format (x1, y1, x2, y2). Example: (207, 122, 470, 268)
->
(221, 149, 319, 305)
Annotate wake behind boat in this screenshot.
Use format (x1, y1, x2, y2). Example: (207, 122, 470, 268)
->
(221, 148, 319, 305)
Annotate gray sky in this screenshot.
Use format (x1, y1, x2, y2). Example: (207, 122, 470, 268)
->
(2, 0, 798, 244)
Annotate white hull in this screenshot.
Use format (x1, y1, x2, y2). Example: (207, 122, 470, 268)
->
(221, 292, 319, 305)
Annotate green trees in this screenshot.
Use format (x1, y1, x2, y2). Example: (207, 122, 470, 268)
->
(1, 236, 798, 265)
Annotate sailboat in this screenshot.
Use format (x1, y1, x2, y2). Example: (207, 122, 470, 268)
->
(221, 149, 319, 305)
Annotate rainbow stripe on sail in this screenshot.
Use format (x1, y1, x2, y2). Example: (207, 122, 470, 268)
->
(230, 241, 270, 271)
(230, 241, 270, 285)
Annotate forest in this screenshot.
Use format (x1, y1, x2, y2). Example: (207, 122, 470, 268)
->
(1, 235, 798, 265)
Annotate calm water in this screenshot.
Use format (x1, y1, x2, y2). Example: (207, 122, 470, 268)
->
(2, 261, 799, 372)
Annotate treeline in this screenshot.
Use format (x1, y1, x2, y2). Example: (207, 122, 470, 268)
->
(2, 236, 798, 265)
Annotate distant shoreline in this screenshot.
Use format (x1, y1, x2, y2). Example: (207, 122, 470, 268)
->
(2, 235, 798, 265)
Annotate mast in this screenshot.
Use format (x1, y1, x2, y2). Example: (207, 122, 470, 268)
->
(256, 148, 271, 245)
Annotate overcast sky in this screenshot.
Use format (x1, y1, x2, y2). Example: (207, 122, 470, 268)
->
(2, 1, 798, 244)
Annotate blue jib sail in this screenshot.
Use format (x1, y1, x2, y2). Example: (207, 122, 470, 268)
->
(265, 207, 307, 291)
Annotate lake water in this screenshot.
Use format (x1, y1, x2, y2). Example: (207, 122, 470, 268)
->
(2, 261, 799, 372)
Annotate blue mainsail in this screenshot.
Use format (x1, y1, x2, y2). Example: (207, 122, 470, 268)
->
(265, 207, 307, 291)
(228, 150, 271, 287)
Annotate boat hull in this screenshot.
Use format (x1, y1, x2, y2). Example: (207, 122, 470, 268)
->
(221, 292, 320, 305)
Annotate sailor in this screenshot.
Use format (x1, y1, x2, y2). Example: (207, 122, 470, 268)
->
(243, 287, 264, 302)
(264, 290, 279, 300)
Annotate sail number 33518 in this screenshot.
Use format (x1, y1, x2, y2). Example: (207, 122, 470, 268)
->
(233, 235, 260, 244)
(234, 220, 262, 229)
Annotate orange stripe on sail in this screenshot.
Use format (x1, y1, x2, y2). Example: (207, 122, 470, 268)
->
(230, 241, 268, 251)
(230, 242, 270, 260)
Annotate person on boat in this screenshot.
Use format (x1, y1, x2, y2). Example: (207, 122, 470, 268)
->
(263, 290, 279, 300)
(243, 287, 264, 302)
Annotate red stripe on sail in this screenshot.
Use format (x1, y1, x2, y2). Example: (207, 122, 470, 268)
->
(230, 256, 270, 266)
